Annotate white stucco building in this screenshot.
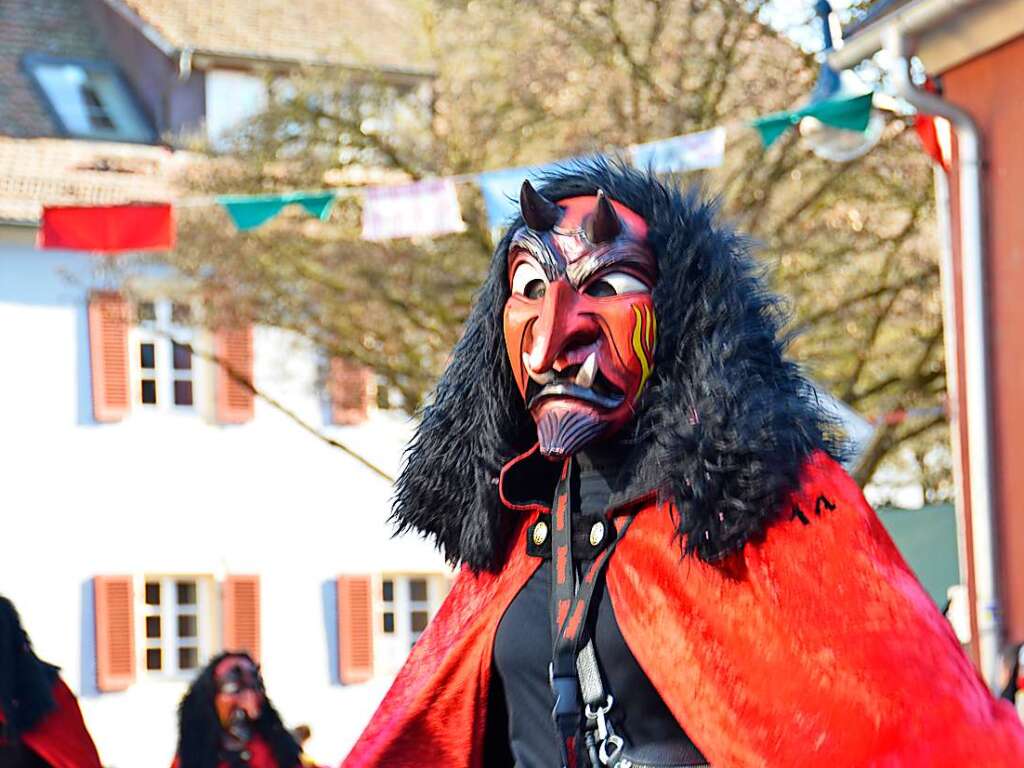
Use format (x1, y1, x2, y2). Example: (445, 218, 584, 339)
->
(0, 239, 450, 766)
(0, 1, 443, 763)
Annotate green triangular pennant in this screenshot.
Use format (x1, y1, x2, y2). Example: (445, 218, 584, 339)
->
(752, 91, 874, 149)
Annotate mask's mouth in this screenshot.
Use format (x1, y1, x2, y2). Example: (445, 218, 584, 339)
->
(224, 708, 253, 748)
(526, 352, 624, 411)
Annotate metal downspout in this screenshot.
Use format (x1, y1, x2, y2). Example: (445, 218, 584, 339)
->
(933, 162, 978, 657)
(882, 26, 1001, 683)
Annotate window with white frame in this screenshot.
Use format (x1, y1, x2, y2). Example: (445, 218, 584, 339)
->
(376, 574, 448, 673)
(142, 576, 213, 677)
(132, 300, 196, 410)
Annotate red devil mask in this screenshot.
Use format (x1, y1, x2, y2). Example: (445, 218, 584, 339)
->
(213, 656, 265, 744)
(503, 182, 657, 460)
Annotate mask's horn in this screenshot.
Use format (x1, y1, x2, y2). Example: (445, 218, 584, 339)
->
(586, 189, 622, 243)
(520, 180, 562, 231)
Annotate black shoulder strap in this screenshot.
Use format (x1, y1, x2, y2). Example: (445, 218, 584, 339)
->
(548, 457, 635, 768)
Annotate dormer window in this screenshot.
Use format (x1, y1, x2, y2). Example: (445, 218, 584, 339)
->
(23, 54, 156, 143)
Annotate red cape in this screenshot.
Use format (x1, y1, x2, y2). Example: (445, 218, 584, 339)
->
(171, 734, 286, 768)
(344, 452, 1024, 767)
(1, 678, 102, 768)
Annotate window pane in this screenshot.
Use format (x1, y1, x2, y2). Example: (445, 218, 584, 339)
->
(29, 61, 154, 142)
(410, 610, 429, 633)
(140, 343, 156, 369)
(145, 616, 161, 639)
(381, 580, 393, 603)
(173, 380, 193, 406)
(177, 614, 198, 638)
(409, 579, 427, 602)
(146, 648, 162, 670)
(382, 612, 395, 633)
(171, 303, 191, 324)
(178, 646, 199, 670)
(137, 302, 156, 322)
(176, 581, 197, 605)
(172, 342, 192, 371)
(145, 582, 161, 605)
(140, 379, 157, 404)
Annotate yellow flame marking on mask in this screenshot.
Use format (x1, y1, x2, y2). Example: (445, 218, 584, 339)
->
(632, 304, 652, 400)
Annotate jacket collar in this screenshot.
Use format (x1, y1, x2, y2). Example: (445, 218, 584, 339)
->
(498, 442, 659, 516)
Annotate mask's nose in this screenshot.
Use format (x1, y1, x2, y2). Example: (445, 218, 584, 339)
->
(237, 690, 262, 720)
(526, 281, 599, 374)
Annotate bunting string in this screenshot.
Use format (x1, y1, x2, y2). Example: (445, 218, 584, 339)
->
(36, 92, 877, 253)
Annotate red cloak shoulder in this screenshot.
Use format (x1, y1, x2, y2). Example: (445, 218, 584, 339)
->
(342, 511, 541, 768)
(343, 452, 1024, 767)
(17, 678, 102, 768)
(609, 452, 1024, 766)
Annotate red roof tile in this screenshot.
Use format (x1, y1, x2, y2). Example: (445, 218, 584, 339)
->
(0, 0, 113, 138)
(113, 0, 434, 74)
(0, 138, 184, 224)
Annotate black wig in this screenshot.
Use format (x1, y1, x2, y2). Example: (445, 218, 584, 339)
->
(0, 595, 59, 739)
(175, 651, 301, 768)
(392, 157, 836, 572)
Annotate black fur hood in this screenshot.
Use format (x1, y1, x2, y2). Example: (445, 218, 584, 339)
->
(0, 595, 59, 739)
(392, 158, 835, 572)
(176, 652, 300, 768)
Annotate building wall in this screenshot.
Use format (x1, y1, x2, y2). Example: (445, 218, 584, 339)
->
(941, 33, 1024, 644)
(0, 244, 449, 766)
(85, 0, 206, 136)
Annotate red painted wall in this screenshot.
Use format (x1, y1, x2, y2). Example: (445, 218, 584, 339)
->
(943, 33, 1024, 644)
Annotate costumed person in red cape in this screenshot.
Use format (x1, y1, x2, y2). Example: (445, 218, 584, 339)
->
(0, 595, 102, 768)
(343, 159, 1024, 767)
(171, 652, 305, 768)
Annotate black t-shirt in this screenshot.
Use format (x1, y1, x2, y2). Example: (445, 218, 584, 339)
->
(488, 451, 701, 767)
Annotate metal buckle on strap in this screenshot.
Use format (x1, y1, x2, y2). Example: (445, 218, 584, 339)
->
(584, 694, 624, 766)
(598, 734, 624, 766)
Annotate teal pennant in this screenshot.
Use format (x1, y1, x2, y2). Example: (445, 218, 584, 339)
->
(752, 91, 874, 149)
(217, 191, 337, 231)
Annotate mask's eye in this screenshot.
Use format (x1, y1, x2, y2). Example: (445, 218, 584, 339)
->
(511, 261, 547, 299)
(584, 271, 649, 297)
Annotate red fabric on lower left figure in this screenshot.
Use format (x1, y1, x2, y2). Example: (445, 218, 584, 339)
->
(5, 679, 103, 768)
(0, 594, 102, 768)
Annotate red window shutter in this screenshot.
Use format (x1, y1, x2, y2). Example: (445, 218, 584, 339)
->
(337, 575, 374, 683)
(87, 292, 130, 422)
(223, 575, 261, 661)
(329, 358, 374, 425)
(93, 576, 135, 692)
(215, 325, 254, 423)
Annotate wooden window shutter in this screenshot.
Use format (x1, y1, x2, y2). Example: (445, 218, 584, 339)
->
(215, 325, 254, 423)
(87, 292, 130, 422)
(223, 575, 261, 661)
(337, 575, 374, 683)
(93, 576, 135, 692)
(329, 358, 375, 425)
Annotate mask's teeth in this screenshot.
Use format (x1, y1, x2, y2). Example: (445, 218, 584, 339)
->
(523, 352, 555, 384)
(575, 351, 597, 389)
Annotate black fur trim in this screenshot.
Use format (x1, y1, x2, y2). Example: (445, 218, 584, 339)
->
(175, 652, 301, 768)
(392, 158, 837, 571)
(0, 595, 59, 740)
